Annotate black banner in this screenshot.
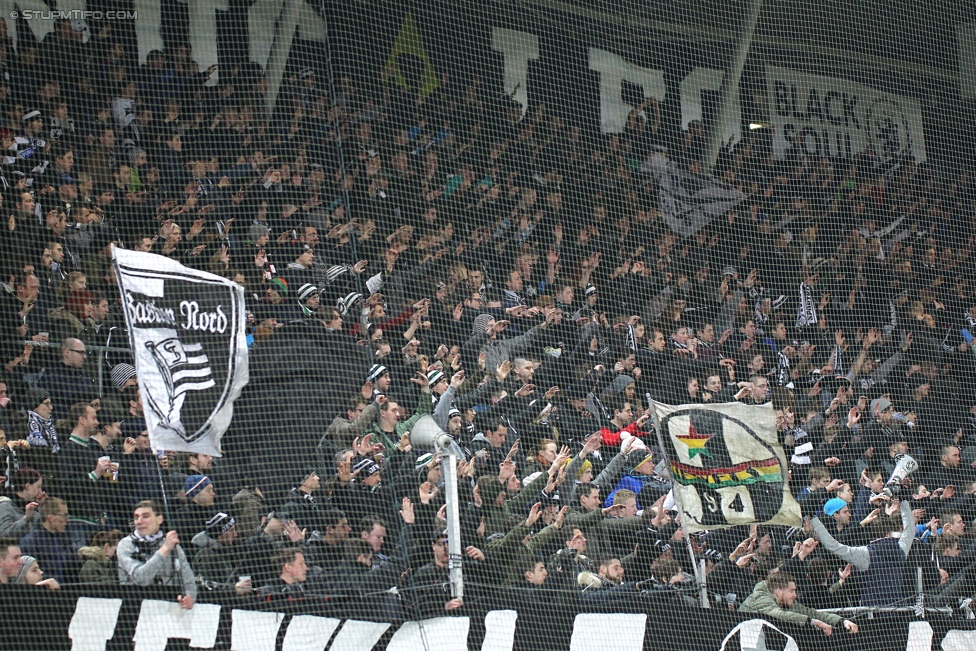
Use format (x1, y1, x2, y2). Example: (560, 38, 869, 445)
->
(1, 586, 974, 651)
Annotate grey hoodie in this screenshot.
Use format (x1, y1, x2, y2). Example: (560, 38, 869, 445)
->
(0, 496, 39, 538)
(117, 533, 197, 599)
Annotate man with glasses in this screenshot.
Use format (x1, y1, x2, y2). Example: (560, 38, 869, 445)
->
(19, 497, 76, 583)
(37, 337, 95, 421)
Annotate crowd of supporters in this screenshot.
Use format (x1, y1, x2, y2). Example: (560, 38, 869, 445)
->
(0, 17, 973, 638)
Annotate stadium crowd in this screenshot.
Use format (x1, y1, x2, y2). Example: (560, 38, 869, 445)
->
(0, 16, 973, 640)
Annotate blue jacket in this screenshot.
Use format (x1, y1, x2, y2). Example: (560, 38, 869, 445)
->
(20, 527, 77, 583)
(605, 473, 668, 510)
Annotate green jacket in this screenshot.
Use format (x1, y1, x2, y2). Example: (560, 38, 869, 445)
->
(739, 580, 843, 627)
(367, 390, 433, 453)
(316, 400, 381, 473)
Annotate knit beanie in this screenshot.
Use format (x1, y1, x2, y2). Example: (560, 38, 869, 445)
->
(473, 313, 493, 334)
(352, 456, 381, 479)
(111, 363, 137, 390)
(297, 283, 319, 302)
(249, 223, 269, 241)
(183, 475, 212, 500)
(13, 555, 37, 584)
(366, 364, 388, 383)
(205, 512, 236, 535)
(26, 387, 50, 411)
(427, 369, 445, 388)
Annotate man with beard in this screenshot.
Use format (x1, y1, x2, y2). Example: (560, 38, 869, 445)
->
(740, 571, 856, 637)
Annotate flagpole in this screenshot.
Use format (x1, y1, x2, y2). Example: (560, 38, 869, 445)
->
(647, 394, 710, 608)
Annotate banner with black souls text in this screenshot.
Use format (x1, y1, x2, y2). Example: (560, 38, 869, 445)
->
(765, 65, 927, 164)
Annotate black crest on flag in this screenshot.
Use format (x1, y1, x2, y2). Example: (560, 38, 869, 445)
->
(114, 249, 248, 455)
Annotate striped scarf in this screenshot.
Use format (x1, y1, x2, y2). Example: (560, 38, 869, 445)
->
(626, 325, 638, 352)
(795, 282, 818, 329)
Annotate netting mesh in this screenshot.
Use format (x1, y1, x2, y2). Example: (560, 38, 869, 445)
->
(0, 1, 975, 649)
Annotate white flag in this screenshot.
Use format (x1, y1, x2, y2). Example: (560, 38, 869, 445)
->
(113, 247, 249, 456)
(652, 401, 801, 533)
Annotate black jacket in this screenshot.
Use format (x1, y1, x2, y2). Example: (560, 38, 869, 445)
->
(57, 436, 103, 520)
(36, 364, 96, 421)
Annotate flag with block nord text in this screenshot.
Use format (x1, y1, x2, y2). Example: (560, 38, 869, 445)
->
(653, 401, 801, 533)
(113, 247, 249, 457)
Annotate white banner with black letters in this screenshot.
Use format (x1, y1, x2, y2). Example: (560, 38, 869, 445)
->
(112, 247, 248, 457)
(765, 64, 927, 164)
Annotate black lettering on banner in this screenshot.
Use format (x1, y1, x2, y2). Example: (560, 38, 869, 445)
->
(805, 88, 824, 123)
(843, 92, 860, 128)
(824, 130, 843, 158)
(798, 127, 821, 156)
(729, 493, 746, 513)
(824, 90, 843, 125)
(774, 81, 791, 116)
(783, 123, 797, 144)
(790, 84, 802, 119)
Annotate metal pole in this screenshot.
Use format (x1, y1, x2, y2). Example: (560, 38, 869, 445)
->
(154, 454, 171, 523)
(647, 395, 708, 608)
(441, 453, 463, 599)
(97, 349, 105, 397)
(703, 0, 763, 173)
(917, 566, 925, 619)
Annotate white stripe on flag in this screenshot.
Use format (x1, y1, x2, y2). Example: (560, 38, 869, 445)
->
(175, 380, 216, 395)
(173, 368, 213, 382)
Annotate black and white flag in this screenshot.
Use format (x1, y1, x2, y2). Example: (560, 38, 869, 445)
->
(642, 152, 746, 238)
(113, 248, 248, 456)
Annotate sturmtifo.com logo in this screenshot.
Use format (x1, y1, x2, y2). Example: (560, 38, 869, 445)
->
(11, 9, 137, 20)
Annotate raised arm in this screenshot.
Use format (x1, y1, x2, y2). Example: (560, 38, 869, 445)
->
(898, 499, 915, 556)
(808, 517, 870, 571)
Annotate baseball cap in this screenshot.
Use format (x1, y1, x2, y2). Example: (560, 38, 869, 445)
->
(823, 498, 848, 517)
